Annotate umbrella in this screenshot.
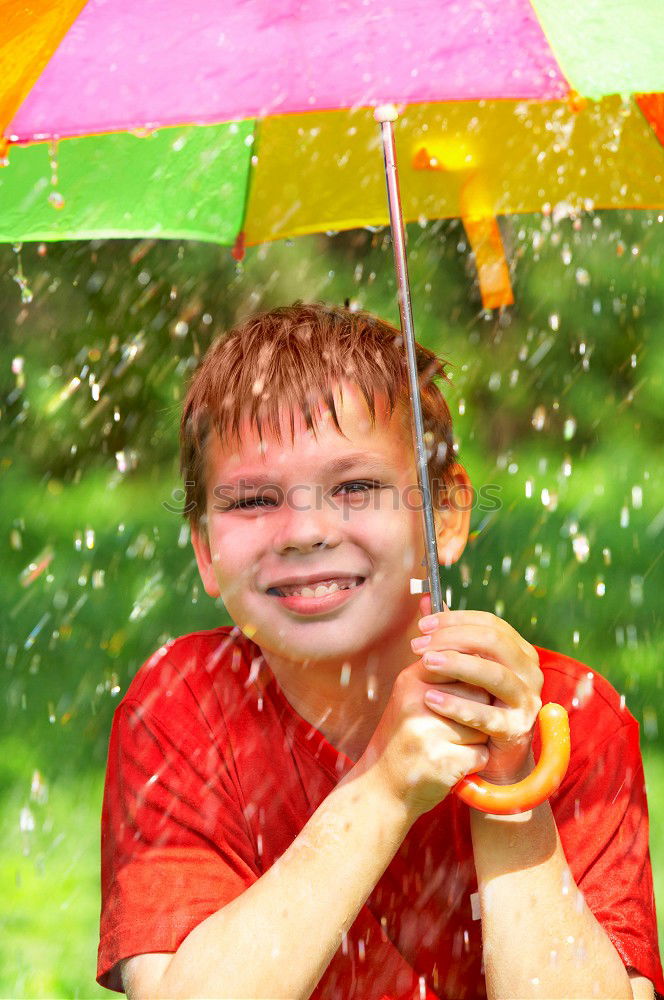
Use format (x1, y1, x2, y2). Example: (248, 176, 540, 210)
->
(2, 0, 662, 811)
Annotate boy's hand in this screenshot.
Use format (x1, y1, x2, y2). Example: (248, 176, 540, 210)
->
(411, 595, 544, 786)
(362, 602, 494, 820)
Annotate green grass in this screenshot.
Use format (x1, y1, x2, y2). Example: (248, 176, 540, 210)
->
(1, 738, 106, 998)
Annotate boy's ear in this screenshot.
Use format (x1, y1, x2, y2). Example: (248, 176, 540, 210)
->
(190, 518, 221, 598)
(433, 464, 473, 566)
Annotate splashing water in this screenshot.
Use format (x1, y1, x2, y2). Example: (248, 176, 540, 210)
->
(572, 535, 590, 563)
(47, 140, 65, 211)
(11, 243, 33, 303)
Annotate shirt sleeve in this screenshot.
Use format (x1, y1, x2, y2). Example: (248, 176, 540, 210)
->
(553, 718, 664, 995)
(97, 697, 260, 993)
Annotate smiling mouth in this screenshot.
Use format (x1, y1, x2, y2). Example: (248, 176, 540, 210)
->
(267, 576, 365, 598)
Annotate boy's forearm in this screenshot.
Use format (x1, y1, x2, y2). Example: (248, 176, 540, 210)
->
(470, 760, 633, 999)
(150, 761, 413, 1000)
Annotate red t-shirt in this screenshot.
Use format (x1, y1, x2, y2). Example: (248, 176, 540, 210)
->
(97, 626, 664, 998)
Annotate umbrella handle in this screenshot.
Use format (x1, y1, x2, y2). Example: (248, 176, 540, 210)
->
(453, 702, 570, 814)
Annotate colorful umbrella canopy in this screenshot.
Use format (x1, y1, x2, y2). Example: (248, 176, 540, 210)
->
(1, 0, 663, 308)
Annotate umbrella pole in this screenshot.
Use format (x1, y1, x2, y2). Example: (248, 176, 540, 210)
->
(374, 104, 444, 616)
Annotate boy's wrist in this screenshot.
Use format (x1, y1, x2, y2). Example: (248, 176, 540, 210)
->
(349, 755, 419, 835)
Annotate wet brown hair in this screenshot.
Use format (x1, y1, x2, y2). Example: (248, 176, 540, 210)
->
(179, 302, 456, 535)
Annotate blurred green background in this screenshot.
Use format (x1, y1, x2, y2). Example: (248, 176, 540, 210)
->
(1, 211, 662, 996)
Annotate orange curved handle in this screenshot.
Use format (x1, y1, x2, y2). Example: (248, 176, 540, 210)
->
(453, 703, 571, 814)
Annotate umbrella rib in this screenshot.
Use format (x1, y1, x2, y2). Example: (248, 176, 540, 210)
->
(231, 117, 262, 258)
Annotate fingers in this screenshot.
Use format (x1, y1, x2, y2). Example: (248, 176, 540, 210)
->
(432, 713, 490, 746)
(424, 686, 541, 742)
(418, 593, 449, 617)
(418, 593, 431, 617)
(413, 619, 543, 694)
(420, 650, 527, 708)
(459, 744, 491, 776)
(418, 609, 540, 663)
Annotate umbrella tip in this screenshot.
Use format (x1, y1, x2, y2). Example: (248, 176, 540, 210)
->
(232, 230, 245, 262)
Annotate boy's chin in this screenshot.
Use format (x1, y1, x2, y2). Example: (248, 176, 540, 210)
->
(256, 618, 408, 668)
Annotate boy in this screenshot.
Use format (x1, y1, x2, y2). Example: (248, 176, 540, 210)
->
(97, 303, 663, 998)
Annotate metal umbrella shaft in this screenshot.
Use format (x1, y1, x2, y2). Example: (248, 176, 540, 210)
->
(375, 105, 444, 616)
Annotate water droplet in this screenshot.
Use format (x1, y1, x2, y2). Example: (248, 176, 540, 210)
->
(30, 770, 48, 804)
(11, 244, 33, 302)
(115, 449, 138, 473)
(130, 573, 165, 621)
(19, 547, 54, 587)
(531, 405, 546, 430)
(48, 190, 65, 210)
(572, 672, 594, 708)
(20, 806, 35, 835)
(629, 576, 644, 606)
(572, 535, 590, 563)
(643, 708, 658, 740)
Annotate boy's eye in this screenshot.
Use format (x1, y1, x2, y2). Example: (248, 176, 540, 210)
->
(337, 480, 380, 495)
(234, 495, 276, 510)
(228, 480, 380, 511)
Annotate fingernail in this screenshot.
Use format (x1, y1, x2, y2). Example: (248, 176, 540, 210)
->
(418, 615, 438, 632)
(411, 635, 431, 652)
(422, 651, 447, 667)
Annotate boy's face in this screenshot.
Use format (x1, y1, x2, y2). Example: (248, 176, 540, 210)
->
(191, 380, 471, 670)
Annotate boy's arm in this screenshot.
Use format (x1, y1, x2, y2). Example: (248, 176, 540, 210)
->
(120, 653, 492, 1000)
(412, 602, 663, 996)
(470, 752, 652, 1000)
(121, 760, 412, 999)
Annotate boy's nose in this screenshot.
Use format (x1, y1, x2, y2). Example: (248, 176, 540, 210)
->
(273, 525, 342, 554)
(271, 498, 343, 555)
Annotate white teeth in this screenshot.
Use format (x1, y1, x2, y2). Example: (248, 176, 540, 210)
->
(279, 578, 361, 597)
